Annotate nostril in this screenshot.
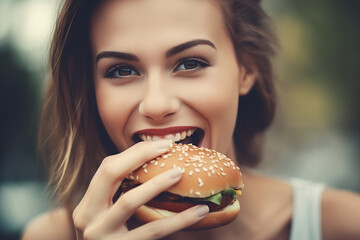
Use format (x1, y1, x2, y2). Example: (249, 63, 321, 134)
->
(138, 96, 180, 121)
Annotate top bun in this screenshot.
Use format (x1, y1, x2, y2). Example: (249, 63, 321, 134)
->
(127, 143, 243, 198)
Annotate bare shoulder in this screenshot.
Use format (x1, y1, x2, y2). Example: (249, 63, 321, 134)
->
(322, 188, 360, 240)
(21, 207, 75, 240)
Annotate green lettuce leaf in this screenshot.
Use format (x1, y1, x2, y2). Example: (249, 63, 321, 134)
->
(191, 187, 237, 205)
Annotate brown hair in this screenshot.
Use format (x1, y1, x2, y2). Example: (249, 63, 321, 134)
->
(219, 0, 278, 166)
(39, 0, 278, 206)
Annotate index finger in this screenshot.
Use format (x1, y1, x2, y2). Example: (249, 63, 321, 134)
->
(81, 140, 172, 211)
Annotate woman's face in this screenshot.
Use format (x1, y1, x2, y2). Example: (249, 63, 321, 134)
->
(91, 0, 255, 157)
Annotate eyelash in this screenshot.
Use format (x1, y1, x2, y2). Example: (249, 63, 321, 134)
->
(103, 57, 211, 79)
(173, 57, 211, 72)
(103, 64, 140, 79)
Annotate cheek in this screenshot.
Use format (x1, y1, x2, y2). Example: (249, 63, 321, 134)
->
(196, 69, 239, 121)
(193, 69, 240, 151)
(95, 82, 137, 149)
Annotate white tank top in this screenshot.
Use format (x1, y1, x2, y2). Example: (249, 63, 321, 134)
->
(289, 179, 325, 240)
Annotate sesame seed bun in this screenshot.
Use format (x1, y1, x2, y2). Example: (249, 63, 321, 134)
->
(127, 143, 244, 198)
(126, 143, 244, 229)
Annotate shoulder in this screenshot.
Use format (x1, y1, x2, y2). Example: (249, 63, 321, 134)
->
(21, 207, 75, 240)
(322, 188, 360, 240)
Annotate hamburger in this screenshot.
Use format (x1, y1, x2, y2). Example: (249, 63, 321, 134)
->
(114, 143, 244, 230)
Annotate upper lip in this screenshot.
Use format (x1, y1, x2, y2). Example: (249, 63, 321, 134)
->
(134, 126, 198, 136)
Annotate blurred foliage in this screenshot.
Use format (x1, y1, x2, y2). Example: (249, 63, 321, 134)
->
(266, 0, 360, 134)
(0, 44, 44, 181)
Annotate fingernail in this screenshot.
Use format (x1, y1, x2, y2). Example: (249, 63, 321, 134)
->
(152, 139, 172, 151)
(194, 205, 209, 218)
(167, 167, 182, 179)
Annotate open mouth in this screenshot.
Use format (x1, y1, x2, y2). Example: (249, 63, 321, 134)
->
(133, 128, 204, 147)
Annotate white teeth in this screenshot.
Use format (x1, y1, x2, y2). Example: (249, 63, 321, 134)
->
(175, 133, 181, 142)
(181, 131, 186, 139)
(139, 129, 196, 143)
(187, 130, 193, 137)
(165, 134, 175, 140)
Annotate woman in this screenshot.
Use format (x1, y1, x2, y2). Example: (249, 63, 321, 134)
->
(23, 0, 360, 239)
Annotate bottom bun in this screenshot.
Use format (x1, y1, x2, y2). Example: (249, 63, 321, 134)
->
(133, 199, 240, 230)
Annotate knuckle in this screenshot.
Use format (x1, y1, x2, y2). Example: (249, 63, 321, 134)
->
(72, 206, 89, 231)
(117, 194, 135, 210)
(98, 157, 117, 178)
(83, 227, 98, 240)
(147, 221, 164, 239)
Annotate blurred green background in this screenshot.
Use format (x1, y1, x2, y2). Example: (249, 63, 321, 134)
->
(0, 0, 359, 239)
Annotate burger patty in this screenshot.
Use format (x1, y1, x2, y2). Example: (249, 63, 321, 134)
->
(113, 180, 236, 212)
(147, 191, 235, 212)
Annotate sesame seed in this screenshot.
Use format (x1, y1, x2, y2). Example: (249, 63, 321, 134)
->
(195, 168, 200, 173)
(163, 155, 168, 159)
(202, 167, 208, 171)
(150, 160, 155, 164)
(198, 163, 203, 167)
(195, 192, 201, 196)
(208, 172, 211, 177)
(221, 172, 227, 176)
(189, 171, 193, 176)
(154, 161, 158, 166)
(142, 163, 147, 168)
(144, 168, 148, 173)
(190, 189, 194, 194)
(160, 163, 165, 168)
(199, 182, 204, 187)
(211, 190, 215, 195)
(185, 163, 190, 167)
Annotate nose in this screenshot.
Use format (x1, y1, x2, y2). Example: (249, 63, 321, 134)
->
(138, 76, 180, 121)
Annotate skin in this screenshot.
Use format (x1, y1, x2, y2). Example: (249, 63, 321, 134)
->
(22, 0, 360, 239)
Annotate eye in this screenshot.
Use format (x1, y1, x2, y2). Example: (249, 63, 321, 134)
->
(174, 57, 210, 72)
(104, 64, 140, 79)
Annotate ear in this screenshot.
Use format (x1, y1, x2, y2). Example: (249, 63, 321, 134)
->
(238, 64, 257, 96)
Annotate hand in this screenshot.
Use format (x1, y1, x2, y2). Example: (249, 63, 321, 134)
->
(72, 140, 209, 240)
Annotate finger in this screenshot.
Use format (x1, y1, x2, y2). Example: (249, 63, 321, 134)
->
(74, 140, 172, 223)
(91, 167, 183, 233)
(117, 205, 209, 240)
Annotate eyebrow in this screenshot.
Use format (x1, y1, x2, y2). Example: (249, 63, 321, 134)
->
(165, 39, 216, 58)
(95, 39, 216, 64)
(95, 52, 138, 64)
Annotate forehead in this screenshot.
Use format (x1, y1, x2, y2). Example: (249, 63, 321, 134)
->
(91, 0, 230, 53)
